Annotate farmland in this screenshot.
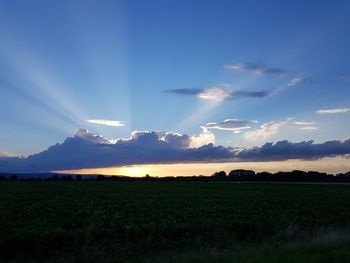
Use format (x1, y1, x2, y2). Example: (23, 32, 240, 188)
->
(1, 182, 350, 262)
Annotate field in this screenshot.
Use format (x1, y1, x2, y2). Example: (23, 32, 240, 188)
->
(1, 182, 350, 262)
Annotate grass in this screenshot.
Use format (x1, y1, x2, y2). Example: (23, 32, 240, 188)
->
(0, 182, 350, 262)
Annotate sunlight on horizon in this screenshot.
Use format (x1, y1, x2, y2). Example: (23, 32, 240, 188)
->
(56, 156, 350, 177)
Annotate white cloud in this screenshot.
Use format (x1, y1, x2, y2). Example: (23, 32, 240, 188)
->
(189, 128, 215, 148)
(202, 119, 252, 132)
(286, 77, 308, 87)
(197, 87, 232, 102)
(300, 126, 319, 131)
(75, 128, 111, 144)
(0, 151, 16, 157)
(270, 76, 312, 96)
(87, 119, 125, 127)
(244, 120, 287, 143)
(317, 108, 349, 114)
(293, 121, 316, 125)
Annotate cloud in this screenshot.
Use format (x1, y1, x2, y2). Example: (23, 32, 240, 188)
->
(0, 129, 233, 172)
(75, 128, 111, 144)
(196, 87, 232, 101)
(317, 108, 349, 114)
(189, 128, 215, 148)
(293, 121, 316, 125)
(286, 76, 313, 86)
(87, 119, 125, 127)
(226, 63, 287, 76)
(1, 129, 350, 172)
(202, 119, 252, 132)
(244, 120, 287, 143)
(270, 76, 313, 96)
(293, 121, 318, 131)
(235, 139, 350, 161)
(0, 152, 15, 157)
(300, 126, 319, 131)
(165, 76, 311, 102)
(165, 87, 271, 101)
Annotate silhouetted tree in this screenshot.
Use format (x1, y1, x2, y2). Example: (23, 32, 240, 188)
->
(96, 175, 106, 181)
(10, 174, 18, 181)
(256, 172, 272, 178)
(228, 169, 255, 177)
(211, 171, 227, 180)
(76, 175, 82, 181)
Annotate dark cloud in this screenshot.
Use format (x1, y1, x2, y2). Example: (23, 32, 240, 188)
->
(235, 139, 350, 161)
(1, 129, 349, 172)
(0, 129, 233, 172)
(233, 90, 270, 98)
(164, 88, 203, 96)
(165, 76, 311, 101)
(165, 88, 270, 100)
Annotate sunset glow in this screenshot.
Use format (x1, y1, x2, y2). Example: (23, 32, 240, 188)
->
(56, 156, 350, 177)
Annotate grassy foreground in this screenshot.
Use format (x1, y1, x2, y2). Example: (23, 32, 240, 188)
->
(0, 182, 350, 262)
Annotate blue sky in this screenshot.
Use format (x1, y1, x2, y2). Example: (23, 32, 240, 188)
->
(0, 0, 350, 163)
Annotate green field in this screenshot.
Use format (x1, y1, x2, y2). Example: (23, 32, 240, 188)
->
(1, 182, 350, 262)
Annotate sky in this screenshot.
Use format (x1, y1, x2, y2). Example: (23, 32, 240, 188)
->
(0, 0, 350, 175)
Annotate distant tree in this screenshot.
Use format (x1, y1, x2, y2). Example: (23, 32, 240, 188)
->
(211, 171, 227, 180)
(228, 169, 255, 177)
(96, 175, 105, 181)
(76, 175, 82, 181)
(10, 174, 18, 181)
(256, 171, 272, 178)
(0, 176, 5, 181)
(52, 175, 58, 181)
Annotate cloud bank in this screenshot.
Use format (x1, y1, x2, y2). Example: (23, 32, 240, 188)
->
(236, 139, 350, 161)
(0, 129, 232, 172)
(1, 129, 349, 172)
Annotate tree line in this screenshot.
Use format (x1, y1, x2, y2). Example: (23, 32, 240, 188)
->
(1, 169, 350, 182)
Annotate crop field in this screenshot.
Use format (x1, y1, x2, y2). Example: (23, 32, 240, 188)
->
(1, 182, 350, 262)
